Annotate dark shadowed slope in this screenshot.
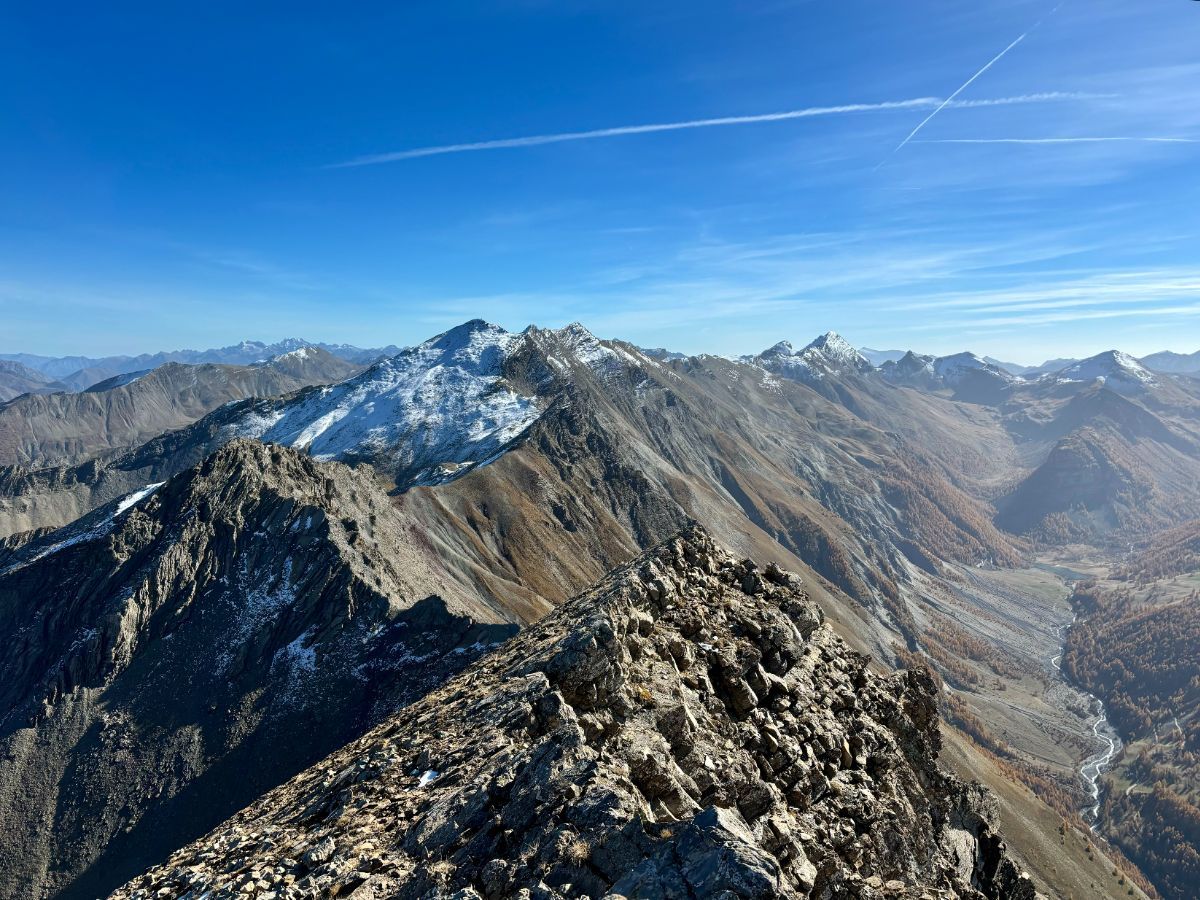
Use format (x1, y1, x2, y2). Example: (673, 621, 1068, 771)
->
(0, 440, 514, 900)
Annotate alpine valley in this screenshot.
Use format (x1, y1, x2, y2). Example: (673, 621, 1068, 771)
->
(3, 321, 1199, 900)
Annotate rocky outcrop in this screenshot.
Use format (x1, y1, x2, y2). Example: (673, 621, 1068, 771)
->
(114, 527, 1038, 900)
(0, 440, 514, 900)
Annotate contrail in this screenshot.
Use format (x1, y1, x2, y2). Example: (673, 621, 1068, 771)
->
(327, 92, 1088, 168)
(880, 2, 1065, 165)
(917, 136, 1198, 144)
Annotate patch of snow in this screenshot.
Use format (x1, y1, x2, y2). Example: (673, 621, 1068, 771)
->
(418, 770, 439, 788)
(96, 369, 150, 390)
(241, 558, 297, 627)
(0, 482, 165, 576)
(114, 482, 165, 516)
(279, 628, 317, 673)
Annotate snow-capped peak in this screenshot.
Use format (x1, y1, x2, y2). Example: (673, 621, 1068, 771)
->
(553, 322, 604, 352)
(878, 350, 1019, 397)
(760, 340, 795, 358)
(539, 322, 626, 373)
(1054, 350, 1157, 390)
(271, 346, 320, 363)
(420, 319, 515, 367)
(891, 350, 936, 375)
(933, 352, 1008, 381)
(226, 320, 540, 487)
(804, 332, 870, 370)
(754, 331, 871, 382)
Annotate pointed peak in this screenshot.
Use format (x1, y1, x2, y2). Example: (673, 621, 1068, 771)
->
(550, 322, 605, 348)
(802, 332, 870, 369)
(760, 340, 795, 357)
(805, 331, 848, 349)
(424, 319, 510, 351)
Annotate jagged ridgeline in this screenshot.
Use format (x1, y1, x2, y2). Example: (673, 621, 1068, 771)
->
(113, 528, 1036, 900)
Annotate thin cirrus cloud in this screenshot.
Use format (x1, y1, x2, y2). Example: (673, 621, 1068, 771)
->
(916, 137, 1198, 145)
(892, 271, 1200, 312)
(326, 92, 1096, 168)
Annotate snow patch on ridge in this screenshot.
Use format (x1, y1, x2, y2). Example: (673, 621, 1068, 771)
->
(0, 482, 165, 577)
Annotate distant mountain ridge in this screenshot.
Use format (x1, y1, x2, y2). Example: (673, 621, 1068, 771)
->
(0, 348, 362, 469)
(9, 333, 1199, 393)
(1140, 348, 1200, 374)
(0, 338, 401, 391)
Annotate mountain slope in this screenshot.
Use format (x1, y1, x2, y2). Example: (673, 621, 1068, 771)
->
(112, 527, 1038, 900)
(0, 360, 57, 401)
(0, 349, 361, 469)
(0, 440, 514, 900)
(992, 375, 1200, 542)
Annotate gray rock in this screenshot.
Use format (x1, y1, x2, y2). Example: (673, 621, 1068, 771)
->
(111, 526, 1034, 900)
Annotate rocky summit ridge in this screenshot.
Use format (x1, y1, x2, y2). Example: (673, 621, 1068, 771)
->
(113, 526, 1038, 900)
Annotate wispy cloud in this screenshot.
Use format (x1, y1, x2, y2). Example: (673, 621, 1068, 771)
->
(328, 92, 1092, 168)
(881, 2, 1064, 162)
(916, 137, 1198, 145)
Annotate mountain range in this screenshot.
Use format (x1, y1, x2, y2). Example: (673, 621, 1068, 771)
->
(0, 338, 399, 397)
(0, 348, 362, 470)
(3, 320, 1195, 899)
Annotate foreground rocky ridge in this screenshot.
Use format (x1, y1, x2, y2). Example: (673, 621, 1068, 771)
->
(115, 527, 1038, 900)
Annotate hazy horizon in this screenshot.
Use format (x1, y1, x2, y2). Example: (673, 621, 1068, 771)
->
(4, 1, 1198, 363)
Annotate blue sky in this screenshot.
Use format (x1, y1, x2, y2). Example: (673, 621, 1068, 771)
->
(2, 1, 1198, 364)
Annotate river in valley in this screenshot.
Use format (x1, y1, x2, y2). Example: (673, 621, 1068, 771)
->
(1051, 610, 1122, 825)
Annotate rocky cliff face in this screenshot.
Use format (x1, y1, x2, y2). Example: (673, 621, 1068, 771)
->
(113, 527, 1038, 900)
(0, 440, 514, 900)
